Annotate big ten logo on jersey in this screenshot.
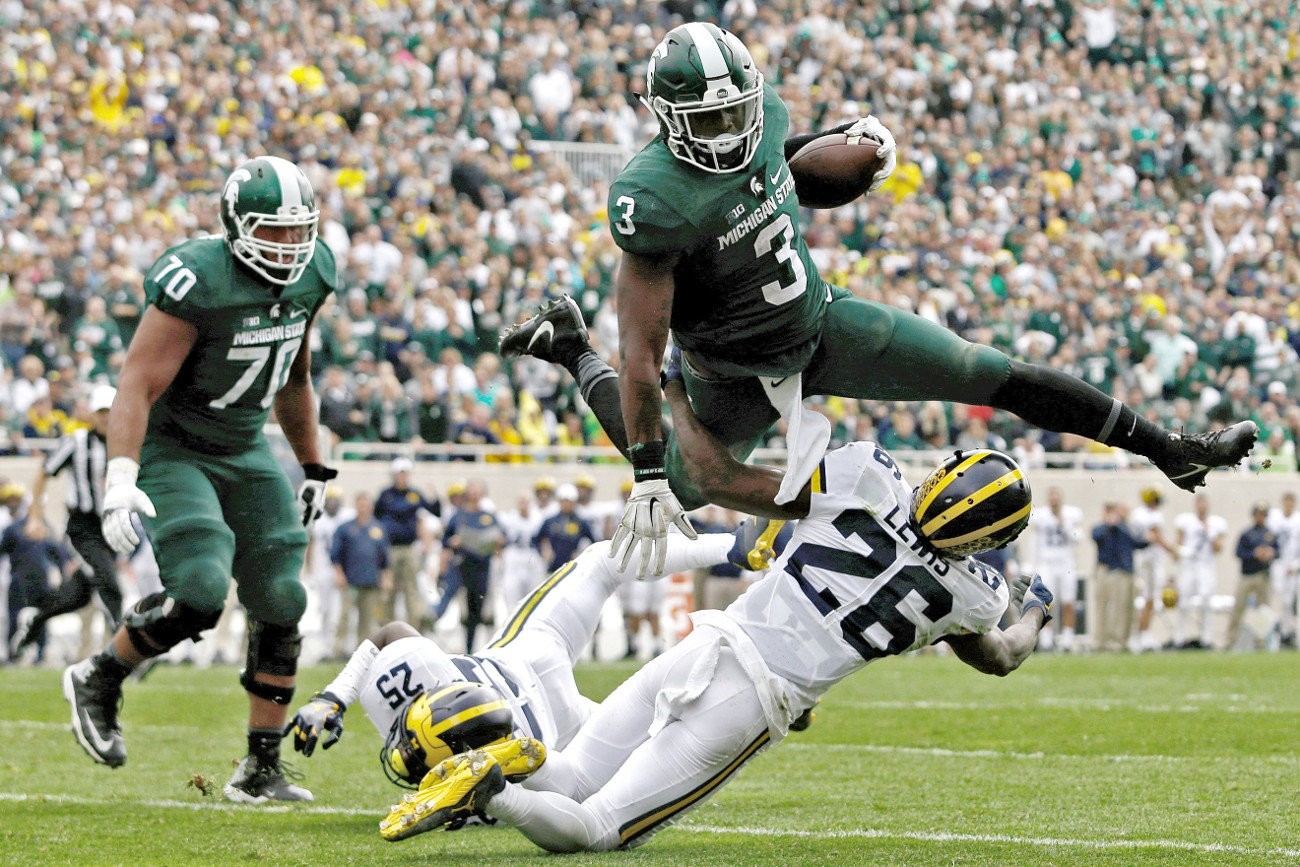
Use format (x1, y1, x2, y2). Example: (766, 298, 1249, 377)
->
(209, 313, 307, 410)
(716, 163, 795, 253)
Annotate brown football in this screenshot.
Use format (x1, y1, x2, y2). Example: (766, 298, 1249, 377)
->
(788, 133, 885, 209)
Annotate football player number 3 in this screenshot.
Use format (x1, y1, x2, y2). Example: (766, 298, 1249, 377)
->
(209, 338, 302, 410)
(614, 195, 636, 235)
(754, 213, 806, 305)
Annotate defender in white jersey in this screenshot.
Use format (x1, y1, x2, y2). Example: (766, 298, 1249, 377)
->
(1266, 492, 1300, 645)
(1130, 488, 1175, 651)
(1172, 494, 1228, 649)
(1026, 487, 1084, 651)
(379, 378, 1052, 849)
(287, 529, 739, 787)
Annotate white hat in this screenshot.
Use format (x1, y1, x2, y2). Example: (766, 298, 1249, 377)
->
(391, 457, 414, 474)
(89, 385, 116, 413)
(556, 483, 579, 502)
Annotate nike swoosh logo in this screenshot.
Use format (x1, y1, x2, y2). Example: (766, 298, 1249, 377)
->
(289, 307, 307, 319)
(84, 720, 118, 756)
(770, 166, 787, 186)
(1169, 463, 1211, 479)
(769, 377, 789, 388)
(528, 321, 555, 350)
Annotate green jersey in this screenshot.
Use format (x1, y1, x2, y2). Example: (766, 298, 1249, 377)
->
(142, 236, 337, 455)
(608, 85, 828, 377)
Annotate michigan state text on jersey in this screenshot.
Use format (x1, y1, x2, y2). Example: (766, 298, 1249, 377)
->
(64, 156, 340, 805)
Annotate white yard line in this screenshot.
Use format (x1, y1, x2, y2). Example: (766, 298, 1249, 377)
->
(782, 741, 1300, 765)
(0, 792, 1294, 859)
(836, 697, 1297, 714)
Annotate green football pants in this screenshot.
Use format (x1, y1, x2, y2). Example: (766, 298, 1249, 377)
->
(666, 291, 1012, 509)
(139, 438, 308, 625)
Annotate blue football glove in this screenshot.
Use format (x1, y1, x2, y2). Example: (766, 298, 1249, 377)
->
(1018, 575, 1054, 625)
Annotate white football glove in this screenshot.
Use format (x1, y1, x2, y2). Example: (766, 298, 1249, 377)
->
(101, 457, 156, 555)
(610, 479, 698, 581)
(845, 115, 897, 192)
(297, 463, 338, 528)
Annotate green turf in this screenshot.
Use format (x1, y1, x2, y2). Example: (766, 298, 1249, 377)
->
(1, 652, 1295, 865)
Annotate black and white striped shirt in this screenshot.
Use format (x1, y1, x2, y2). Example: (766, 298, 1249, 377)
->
(44, 429, 108, 516)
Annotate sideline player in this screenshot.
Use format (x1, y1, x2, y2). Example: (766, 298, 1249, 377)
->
(1172, 494, 1228, 649)
(61, 156, 338, 803)
(501, 22, 1256, 579)
(1130, 487, 1175, 652)
(286, 527, 751, 788)
(378, 374, 1052, 848)
(1026, 487, 1084, 651)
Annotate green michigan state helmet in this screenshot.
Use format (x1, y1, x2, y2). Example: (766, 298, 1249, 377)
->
(220, 155, 319, 286)
(911, 449, 1032, 557)
(642, 22, 764, 174)
(381, 683, 513, 788)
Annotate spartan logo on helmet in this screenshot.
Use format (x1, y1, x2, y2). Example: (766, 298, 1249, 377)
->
(381, 682, 514, 788)
(642, 22, 765, 174)
(220, 156, 320, 286)
(911, 449, 1033, 558)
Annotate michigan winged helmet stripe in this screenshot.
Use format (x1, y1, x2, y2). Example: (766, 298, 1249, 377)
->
(382, 682, 514, 788)
(911, 449, 1032, 558)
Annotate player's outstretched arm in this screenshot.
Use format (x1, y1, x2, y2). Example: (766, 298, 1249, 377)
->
(662, 380, 810, 520)
(945, 577, 1053, 676)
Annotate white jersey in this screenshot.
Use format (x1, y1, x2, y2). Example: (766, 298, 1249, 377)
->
(1174, 512, 1228, 566)
(1266, 508, 1300, 566)
(498, 508, 546, 553)
(728, 442, 1008, 711)
(1130, 506, 1166, 560)
(1027, 504, 1083, 565)
(577, 498, 620, 539)
(361, 636, 555, 747)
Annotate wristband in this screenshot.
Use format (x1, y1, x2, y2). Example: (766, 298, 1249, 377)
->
(1021, 597, 1052, 625)
(627, 441, 667, 482)
(315, 690, 347, 711)
(302, 463, 339, 482)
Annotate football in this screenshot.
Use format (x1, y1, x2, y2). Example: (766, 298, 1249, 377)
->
(788, 133, 885, 209)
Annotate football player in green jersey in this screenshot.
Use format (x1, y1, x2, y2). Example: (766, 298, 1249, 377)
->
(63, 156, 339, 803)
(502, 21, 1257, 579)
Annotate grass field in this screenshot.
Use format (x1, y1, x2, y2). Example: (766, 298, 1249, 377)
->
(1, 651, 1296, 866)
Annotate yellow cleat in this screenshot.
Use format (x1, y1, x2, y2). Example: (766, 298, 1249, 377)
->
(380, 750, 505, 843)
(480, 736, 546, 783)
(748, 519, 787, 570)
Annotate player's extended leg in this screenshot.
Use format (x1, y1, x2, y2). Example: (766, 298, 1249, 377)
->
(485, 640, 770, 852)
(225, 444, 312, 802)
(806, 293, 1257, 491)
(484, 535, 732, 745)
(63, 453, 232, 767)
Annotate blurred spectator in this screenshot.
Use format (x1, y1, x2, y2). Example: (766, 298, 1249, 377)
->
(1026, 487, 1084, 652)
(1130, 487, 1177, 653)
(435, 479, 502, 652)
(1091, 501, 1147, 654)
(1228, 502, 1277, 649)
(1172, 495, 1228, 650)
(497, 491, 547, 614)
(1266, 493, 1300, 648)
(305, 486, 353, 661)
(331, 492, 392, 657)
(534, 484, 598, 573)
(3, 511, 70, 664)
(373, 458, 440, 628)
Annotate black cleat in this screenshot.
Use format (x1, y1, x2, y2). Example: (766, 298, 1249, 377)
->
(62, 659, 127, 767)
(1153, 421, 1258, 492)
(498, 294, 590, 364)
(224, 754, 314, 803)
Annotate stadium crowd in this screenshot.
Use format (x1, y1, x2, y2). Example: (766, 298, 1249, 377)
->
(0, 0, 1298, 470)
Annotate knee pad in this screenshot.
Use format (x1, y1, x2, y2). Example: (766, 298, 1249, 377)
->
(239, 619, 302, 705)
(123, 592, 222, 656)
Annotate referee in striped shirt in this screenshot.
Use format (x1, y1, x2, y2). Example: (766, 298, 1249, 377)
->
(9, 385, 123, 657)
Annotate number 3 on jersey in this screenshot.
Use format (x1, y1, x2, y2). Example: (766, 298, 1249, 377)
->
(753, 213, 806, 306)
